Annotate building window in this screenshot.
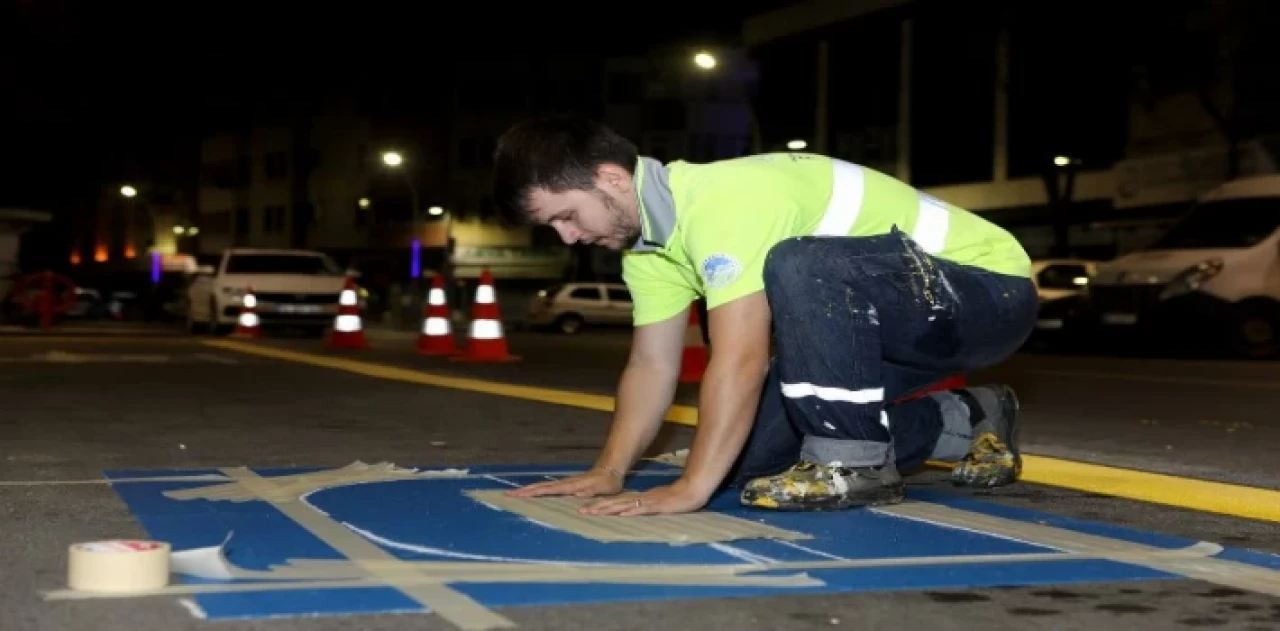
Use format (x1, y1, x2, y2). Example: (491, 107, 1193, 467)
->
(457, 137, 495, 169)
(234, 207, 250, 244)
(263, 205, 287, 233)
(356, 144, 368, 173)
(202, 159, 238, 190)
(608, 72, 644, 104)
(264, 152, 288, 179)
(647, 136, 671, 163)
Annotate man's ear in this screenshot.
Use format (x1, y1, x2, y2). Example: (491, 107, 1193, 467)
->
(596, 163, 634, 195)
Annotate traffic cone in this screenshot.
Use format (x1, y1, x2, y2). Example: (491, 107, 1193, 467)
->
(325, 277, 368, 350)
(231, 286, 262, 338)
(678, 305, 708, 383)
(451, 268, 519, 362)
(418, 275, 458, 356)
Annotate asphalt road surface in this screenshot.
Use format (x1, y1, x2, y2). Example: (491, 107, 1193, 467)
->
(2, 330, 1278, 631)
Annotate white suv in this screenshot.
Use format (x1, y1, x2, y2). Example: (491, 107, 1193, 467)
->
(528, 282, 633, 334)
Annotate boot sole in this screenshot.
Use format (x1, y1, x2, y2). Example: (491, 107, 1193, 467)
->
(949, 384, 1022, 488)
(741, 483, 906, 512)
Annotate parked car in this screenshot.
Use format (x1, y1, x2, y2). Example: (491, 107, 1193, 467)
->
(528, 282, 633, 334)
(1030, 258, 1102, 334)
(184, 248, 354, 337)
(1084, 175, 1280, 357)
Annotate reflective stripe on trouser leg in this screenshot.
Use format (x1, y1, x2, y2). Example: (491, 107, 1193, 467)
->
(765, 238, 893, 468)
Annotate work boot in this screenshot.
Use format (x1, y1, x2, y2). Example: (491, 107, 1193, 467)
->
(950, 384, 1022, 488)
(740, 460, 905, 511)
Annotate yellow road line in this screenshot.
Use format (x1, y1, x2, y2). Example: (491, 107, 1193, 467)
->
(206, 339, 1279, 524)
(204, 340, 700, 425)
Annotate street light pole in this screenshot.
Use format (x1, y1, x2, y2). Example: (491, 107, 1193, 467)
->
(382, 150, 427, 327)
(692, 50, 763, 154)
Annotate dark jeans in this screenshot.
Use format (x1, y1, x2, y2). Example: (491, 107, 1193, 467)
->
(726, 229, 1038, 486)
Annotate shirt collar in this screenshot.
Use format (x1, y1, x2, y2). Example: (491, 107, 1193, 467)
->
(631, 156, 677, 252)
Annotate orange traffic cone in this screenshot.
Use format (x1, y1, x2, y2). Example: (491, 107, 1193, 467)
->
(231, 286, 262, 338)
(451, 268, 519, 362)
(678, 305, 708, 383)
(325, 277, 368, 350)
(418, 275, 457, 356)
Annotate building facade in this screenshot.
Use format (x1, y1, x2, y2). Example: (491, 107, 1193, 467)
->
(743, 0, 1279, 259)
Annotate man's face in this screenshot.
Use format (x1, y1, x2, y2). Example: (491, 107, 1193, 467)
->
(526, 165, 642, 251)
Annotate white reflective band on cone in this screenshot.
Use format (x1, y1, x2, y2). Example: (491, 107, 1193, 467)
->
(814, 160, 865, 236)
(912, 194, 951, 254)
(423, 317, 450, 336)
(428, 288, 446, 305)
(335, 314, 362, 332)
(238, 313, 260, 328)
(242, 294, 257, 309)
(339, 289, 358, 306)
(469, 319, 502, 340)
(475, 285, 495, 304)
(780, 382, 885, 403)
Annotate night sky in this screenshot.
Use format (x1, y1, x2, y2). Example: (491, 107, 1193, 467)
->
(4, 0, 792, 214)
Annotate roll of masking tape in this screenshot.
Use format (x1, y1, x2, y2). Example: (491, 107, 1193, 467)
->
(67, 540, 171, 593)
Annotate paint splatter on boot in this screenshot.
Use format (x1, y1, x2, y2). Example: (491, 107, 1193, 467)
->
(950, 384, 1022, 488)
(740, 460, 905, 511)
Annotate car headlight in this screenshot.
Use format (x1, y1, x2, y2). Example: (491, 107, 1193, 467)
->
(1159, 258, 1224, 301)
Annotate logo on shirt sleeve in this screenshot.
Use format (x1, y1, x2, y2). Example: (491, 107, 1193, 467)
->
(699, 253, 742, 289)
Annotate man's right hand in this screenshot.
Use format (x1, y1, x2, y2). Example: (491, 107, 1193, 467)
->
(504, 468, 623, 498)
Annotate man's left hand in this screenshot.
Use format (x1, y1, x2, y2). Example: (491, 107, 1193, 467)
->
(578, 481, 710, 516)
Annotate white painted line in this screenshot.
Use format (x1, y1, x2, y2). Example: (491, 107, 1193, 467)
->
(482, 475, 521, 488)
(220, 467, 515, 630)
(0, 474, 231, 487)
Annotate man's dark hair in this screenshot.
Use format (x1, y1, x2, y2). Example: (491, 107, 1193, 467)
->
(492, 116, 638, 225)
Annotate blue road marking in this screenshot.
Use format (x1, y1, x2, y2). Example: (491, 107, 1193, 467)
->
(102, 462, 1277, 621)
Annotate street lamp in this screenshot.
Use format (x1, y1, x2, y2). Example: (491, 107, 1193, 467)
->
(173, 225, 185, 235)
(382, 151, 404, 167)
(690, 49, 761, 153)
(120, 185, 138, 198)
(787, 139, 808, 151)
(428, 206, 444, 217)
(358, 197, 371, 209)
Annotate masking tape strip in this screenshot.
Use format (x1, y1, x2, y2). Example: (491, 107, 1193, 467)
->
(44, 541, 1224, 601)
(218, 467, 515, 630)
(163, 462, 468, 504)
(466, 490, 811, 544)
(874, 502, 1280, 596)
(0, 470, 682, 487)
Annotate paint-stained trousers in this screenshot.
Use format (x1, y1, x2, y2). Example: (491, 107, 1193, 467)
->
(727, 229, 1038, 485)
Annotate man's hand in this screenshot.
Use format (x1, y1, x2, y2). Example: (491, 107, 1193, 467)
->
(579, 481, 709, 516)
(504, 468, 623, 499)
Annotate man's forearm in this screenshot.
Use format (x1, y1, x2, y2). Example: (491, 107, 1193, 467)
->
(594, 358, 681, 474)
(679, 354, 769, 497)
